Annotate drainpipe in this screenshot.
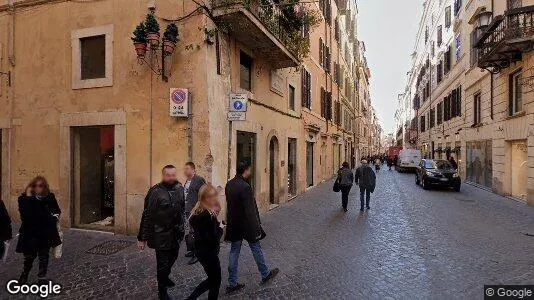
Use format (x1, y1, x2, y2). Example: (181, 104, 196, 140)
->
(8, 0, 15, 66)
(490, 0, 494, 119)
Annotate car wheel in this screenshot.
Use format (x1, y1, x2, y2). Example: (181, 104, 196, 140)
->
(422, 179, 429, 190)
(415, 175, 420, 185)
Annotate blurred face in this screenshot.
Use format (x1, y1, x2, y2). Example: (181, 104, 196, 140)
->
(162, 167, 177, 184)
(203, 191, 219, 210)
(183, 165, 195, 178)
(33, 180, 46, 195)
(242, 166, 252, 179)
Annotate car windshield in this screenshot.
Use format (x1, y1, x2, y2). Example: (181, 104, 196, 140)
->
(425, 160, 454, 170)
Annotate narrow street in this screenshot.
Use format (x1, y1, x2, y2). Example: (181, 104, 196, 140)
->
(2, 170, 533, 299)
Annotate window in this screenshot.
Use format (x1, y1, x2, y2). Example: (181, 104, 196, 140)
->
(319, 38, 324, 67)
(470, 30, 479, 67)
(430, 108, 436, 128)
(80, 35, 105, 80)
(455, 34, 462, 62)
(445, 6, 452, 28)
(301, 67, 312, 109)
(288, 84, 295, 111)
(431, 41, 435, 57)
(510, 70, 523, 115)
(444, 95, 451, 121)
(508, 0, 522, 9)
(240, 52, 252, 91)
(72, 25, 113, 89)
(420, 115, 426, 132)
(437, 25, 443, 46)
(320, 87, 327, 118)
(474, 92, 482, 125)
(425, 26, 429, 44)
(444, 46, 452, 74)
(451, 86, 462, 117)
(437, 102, 443, 125)
(437, 60, 443, 83)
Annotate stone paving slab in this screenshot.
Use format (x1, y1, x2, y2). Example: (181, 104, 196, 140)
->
(1, 170, 533, 299)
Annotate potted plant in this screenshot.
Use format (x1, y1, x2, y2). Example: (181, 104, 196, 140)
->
(131, 22, 148, 58)
(144, 13, 160, 48)
(163, 23, 179, 55)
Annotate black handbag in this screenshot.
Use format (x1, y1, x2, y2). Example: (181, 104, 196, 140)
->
(185, 233, 195, 252)
(333, 181, 341, 193)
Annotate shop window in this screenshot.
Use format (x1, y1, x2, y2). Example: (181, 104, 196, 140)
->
(509, 70, 523, 116)
(240, 52, 252, 91)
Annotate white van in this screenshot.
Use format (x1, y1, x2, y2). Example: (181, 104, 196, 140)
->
(396, 149, 422, 172)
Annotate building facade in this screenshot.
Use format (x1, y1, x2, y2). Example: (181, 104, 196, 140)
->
(0, 0, 377, 234)
(398, 0, 534, 206)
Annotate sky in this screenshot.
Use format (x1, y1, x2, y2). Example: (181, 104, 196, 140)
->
(357, 0, 423, 134)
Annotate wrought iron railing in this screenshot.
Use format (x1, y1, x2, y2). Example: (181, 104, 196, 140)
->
(477, 5, 534, 60)
(211, 0, 301, 56)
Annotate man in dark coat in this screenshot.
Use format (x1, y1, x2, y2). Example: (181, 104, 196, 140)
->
(355, 159, 377, 211)
(0, 199, 12, 260)
(138, 165, 185, 300)
(183, 161, 206, 264)
(225, 161, 279, 294)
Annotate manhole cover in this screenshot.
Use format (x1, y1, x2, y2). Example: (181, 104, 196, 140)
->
(86, 240, 133, 255)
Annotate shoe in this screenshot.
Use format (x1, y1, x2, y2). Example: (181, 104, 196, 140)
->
(366, 206, 371, 210)
(187, 256, 198, 265)
(164, 278, 176, 288)
(261, 268, 279, 284)
(360, 208, 364, 212)
(226, 283, 245, 294)
(185, 251, 194, 258)
(343, 208, 348, 212)
(158, 288, 171, 300)
(19, 272, 29, 284)
(37, 278, 49, 286)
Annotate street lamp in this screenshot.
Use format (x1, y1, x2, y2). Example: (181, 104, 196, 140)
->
(476, 10, 493, 29)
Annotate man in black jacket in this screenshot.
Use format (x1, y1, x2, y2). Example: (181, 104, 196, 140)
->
(225, 161, 279, 294)
(0, 199, 12, 260)
(355, 159, 377, 212)
(183, 161, 206, 264)
(138, 165, 185, 300)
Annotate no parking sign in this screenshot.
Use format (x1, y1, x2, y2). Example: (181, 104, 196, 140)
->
(170, 88, 190, 117)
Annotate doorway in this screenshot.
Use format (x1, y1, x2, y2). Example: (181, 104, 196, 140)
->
(236, 131, 256, 190)
(306, 142, 314, 187)
(510, 140, 527, 201)
(268, 136, 280, 204)
(287, 138, 297, 197)
(73, 126, 115, 230)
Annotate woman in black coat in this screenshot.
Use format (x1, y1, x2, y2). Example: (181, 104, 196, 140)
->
(16, 176, 61, 284)
(0, 199, 12, 259)
(187, 184, 224, 300)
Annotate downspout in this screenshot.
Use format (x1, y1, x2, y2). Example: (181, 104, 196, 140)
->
(8, 0, 15, 66)
(490, 0, 494, 119)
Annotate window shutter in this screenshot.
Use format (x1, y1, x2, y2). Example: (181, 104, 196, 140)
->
(457, 86, 462, 116)
(319, 38, 323, 67)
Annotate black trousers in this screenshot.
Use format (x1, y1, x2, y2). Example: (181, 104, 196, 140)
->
(340, 186, 352, 210)
(155, 247, 179, 294)
(23, 247, 50, 279)
(360, 187, 371, 209)
(187, 255, 221, 300)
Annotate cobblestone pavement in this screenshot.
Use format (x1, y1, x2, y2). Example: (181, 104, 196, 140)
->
(1, 170, 534, 299)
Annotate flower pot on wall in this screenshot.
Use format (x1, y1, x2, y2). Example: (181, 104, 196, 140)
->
(147, 32, 160, 48)
(163, 40, 176, 55)
(134, 42, 148, 58)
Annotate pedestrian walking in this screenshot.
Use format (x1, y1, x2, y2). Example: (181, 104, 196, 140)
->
(335, 162, 354, 212)
(225, 161, 279, 294)
(387, 157, 393, 171)
(16, 176, 61, 284)
(448, 156, 458, 170)
(183, 161, 206, 265)
(186, 184, 224, 300)
(355, 160, 376, 212)
(0, 199, 13, 261)
(137, 165, 185, 300)
(374, 158, 381, 172)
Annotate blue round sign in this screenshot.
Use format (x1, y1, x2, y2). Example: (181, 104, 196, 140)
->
(233, 101, 244, 111)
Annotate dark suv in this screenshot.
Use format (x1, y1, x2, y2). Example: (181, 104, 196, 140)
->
(415, 159, 461, 191)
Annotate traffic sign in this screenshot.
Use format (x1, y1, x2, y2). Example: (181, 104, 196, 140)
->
(229, 93, 248, 112)
(227, 111, 246, 121)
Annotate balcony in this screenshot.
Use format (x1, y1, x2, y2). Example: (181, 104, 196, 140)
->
(475, 6, 534, 72)
(211, 0, 300, 68)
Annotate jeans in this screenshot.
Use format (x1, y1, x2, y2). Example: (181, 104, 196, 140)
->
(187, 255, 221, 300)
(228, 240, 269, 287)
(22, 247, 50, 279)
(155, 247, 179, 294)
(360, 187, 371, 210)
(340, 186, 352, 210)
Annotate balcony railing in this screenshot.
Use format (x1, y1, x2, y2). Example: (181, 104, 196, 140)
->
(211, 0, 301, 68)
(476, 5, 534, 72)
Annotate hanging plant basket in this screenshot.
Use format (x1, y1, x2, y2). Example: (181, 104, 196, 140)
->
(163, 39, 176, 55)
(134, 42, 148, 58)
(147, 32, 160, 48)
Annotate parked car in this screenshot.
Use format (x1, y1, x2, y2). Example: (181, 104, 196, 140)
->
(396, 149, 422, 172)
(415, 159, 461, 191)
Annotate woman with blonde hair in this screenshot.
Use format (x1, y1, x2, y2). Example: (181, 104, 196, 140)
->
(187, 184, 224, 300)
